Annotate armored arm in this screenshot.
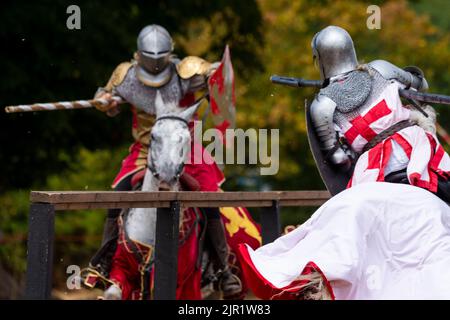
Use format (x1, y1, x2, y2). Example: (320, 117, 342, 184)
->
(176, 56, 218, 92)
(310, 95, 352, 170)
(368, 60, 428, 92)
(94, 62, 133, 116)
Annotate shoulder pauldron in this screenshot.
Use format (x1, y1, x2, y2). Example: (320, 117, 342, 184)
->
(176, 56, 212, 79)
(105, 61, 134, 91)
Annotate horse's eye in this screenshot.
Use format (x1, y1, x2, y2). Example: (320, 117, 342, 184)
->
(151, 133, 156, 141)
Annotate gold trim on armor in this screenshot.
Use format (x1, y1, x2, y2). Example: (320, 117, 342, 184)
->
(176, 56, 212, 79)
(136, 65, 173, 88)
(139, 246, 154, 300)
(104, 61, 133, 92)
(81, 267, 115, 288)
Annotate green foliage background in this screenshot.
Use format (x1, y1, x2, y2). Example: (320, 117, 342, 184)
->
(0, 0, 449, 297)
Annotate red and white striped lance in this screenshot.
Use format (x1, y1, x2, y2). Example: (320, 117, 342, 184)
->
(4, 96, 125, 113)
(437, 123, 450, 147)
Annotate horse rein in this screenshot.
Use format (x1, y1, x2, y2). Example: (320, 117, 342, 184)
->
(148, 94, 208, 179)
(153, 92, 208, 127)
(154, 115, 189, 127)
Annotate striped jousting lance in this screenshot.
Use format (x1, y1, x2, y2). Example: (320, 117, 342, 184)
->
(270, 74, 450, 145)
(270, 75, 450, 105)
(4, 96, 125, 113)
(437, 123, 450, 147)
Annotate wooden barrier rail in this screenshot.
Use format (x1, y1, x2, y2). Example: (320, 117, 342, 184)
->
(26, 190, 330, 300)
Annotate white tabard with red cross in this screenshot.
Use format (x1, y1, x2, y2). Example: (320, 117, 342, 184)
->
(337, 81, 450, 192)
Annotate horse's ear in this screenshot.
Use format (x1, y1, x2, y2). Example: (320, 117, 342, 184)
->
(155, 90, 164, 116)
(179, 100, 201, 121)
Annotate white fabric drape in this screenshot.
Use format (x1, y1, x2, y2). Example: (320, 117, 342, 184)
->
(242, 182, 450, 299)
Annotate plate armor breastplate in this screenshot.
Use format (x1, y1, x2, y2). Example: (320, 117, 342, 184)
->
(115, 63, 191, 114)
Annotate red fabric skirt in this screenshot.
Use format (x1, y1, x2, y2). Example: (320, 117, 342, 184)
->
(108, 208, 202, 300)
(112, 141, 224, 191)
(238, 244, 335, 300)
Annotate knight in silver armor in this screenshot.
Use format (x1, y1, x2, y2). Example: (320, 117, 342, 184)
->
(311, 25, 358, 82)
(90, 25, 242, 299)
(137, 25, 173, 76)
(310, 25, 429, 170)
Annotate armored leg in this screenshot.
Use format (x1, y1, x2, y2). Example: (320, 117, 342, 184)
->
(88, 209, 120, 276)
(89, 175, 133, 276)
(202, 208, 242, 299)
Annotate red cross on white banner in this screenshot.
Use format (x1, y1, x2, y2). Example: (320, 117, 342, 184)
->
(344, 99, 392, 145)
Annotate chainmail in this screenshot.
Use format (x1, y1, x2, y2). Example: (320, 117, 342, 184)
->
(332, 65, 392, 127)
(321, 69, 372, 113)
(115, 63, 191, 114)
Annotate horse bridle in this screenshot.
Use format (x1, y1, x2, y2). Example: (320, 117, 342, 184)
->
(154, 115, 189, 127)
(147, 115, 189, 179)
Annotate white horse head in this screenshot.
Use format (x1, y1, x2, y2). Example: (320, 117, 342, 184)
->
(104, 91, 200, 300)
(148, 90, 200, 189)
(123, 90, 201, 249)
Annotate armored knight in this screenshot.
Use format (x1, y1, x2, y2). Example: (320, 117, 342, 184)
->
(309, 25, 450, 200)
(88, 25, 241, 299)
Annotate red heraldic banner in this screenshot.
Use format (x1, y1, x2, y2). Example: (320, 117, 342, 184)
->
(208, 45, 236, 145)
